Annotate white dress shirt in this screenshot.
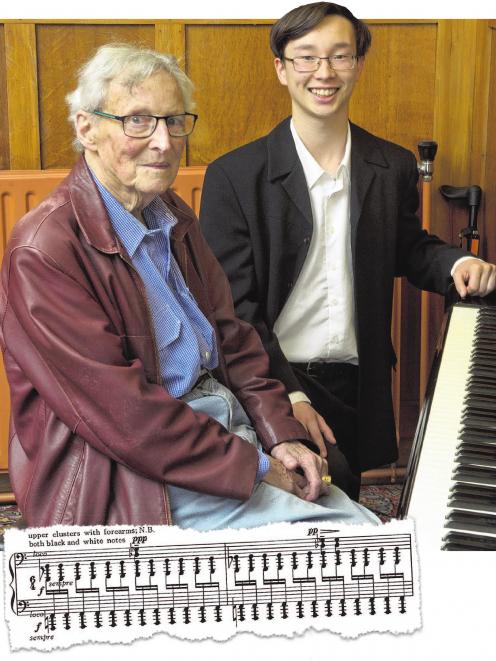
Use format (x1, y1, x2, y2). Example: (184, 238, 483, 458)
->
(274, 121, 358, 378)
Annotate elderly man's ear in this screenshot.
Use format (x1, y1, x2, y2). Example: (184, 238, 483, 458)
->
(76, 111, 99, 152)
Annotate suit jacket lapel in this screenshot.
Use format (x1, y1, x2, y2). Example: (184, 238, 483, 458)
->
(267, 118, 313, 227)
(350, 123, 388, 263)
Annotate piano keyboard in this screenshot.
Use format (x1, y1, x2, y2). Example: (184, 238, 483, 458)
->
(399, 303, 496, 550)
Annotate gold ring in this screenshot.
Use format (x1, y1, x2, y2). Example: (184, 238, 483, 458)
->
(321, 475, 332, 485)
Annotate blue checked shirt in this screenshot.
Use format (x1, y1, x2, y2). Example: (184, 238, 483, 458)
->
(92, 175, 269, 481)
(93, 177, 218, 398)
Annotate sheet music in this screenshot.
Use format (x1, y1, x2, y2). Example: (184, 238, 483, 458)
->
(4, 519, 420, 650)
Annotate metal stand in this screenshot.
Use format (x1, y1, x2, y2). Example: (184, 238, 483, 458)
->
(439, 184, 482, 256)
(418, 141, 438, 404)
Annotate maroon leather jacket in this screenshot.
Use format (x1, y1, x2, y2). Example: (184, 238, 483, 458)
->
(0, 158, 308, 526)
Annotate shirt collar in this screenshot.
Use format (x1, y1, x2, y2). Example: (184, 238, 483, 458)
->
(290, 119, 351, 189)
(91, 172, 177, 257)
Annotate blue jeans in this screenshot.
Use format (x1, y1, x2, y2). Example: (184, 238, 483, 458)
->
(167, 377, 380, 530)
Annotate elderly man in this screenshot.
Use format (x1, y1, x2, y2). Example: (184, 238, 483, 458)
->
(0, 43, 378, 529)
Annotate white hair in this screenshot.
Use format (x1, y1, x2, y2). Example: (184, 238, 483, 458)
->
(66, 43, 195, 152)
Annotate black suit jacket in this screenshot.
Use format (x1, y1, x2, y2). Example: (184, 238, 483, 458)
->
(200, 118, 467, 470)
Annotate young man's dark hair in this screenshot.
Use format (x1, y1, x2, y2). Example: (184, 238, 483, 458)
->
(270, 1, 372, 59)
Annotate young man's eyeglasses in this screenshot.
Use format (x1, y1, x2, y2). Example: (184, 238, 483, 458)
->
(284, 55, 357, 72)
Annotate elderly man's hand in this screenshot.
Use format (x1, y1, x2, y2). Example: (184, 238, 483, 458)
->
(262, 455, 307, 499)
(452, 258, 496, 298)
(292, 401, 335, 458)
(268, 440, 330, 502)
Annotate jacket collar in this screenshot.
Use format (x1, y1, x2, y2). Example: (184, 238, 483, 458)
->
(67, 157, 195, 253)
(267, 117, 389, 179)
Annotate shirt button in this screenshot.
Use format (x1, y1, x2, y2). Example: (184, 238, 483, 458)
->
(331, 335, 339, 344)
(204, 350, 211, 361)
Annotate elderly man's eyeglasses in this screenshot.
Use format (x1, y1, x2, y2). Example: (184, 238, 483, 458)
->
(91, 111, 198, 138)
(284, 55, 358, 72)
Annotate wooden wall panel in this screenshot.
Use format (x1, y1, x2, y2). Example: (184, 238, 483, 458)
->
(155, 22, 185, 61)
(186, 25, 291, 165)
(350, 23, 437, 155)
(4, 23, 40, 169)
(155, 23, 187, 166)
(37, 24, 155, 169)
(483, 26, 496, 264)
(0, 25, 9, 170)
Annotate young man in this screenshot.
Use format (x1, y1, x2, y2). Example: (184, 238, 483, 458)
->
(199, 2, 496, 495)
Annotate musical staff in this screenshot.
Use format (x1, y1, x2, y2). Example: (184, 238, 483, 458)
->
(5, 520, 420, 650)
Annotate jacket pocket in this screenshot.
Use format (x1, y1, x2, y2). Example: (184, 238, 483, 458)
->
(155, 302, 181, 350)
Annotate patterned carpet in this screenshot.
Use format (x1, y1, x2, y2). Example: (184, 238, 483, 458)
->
(359, 484, 402, 522)
(0, 484, 402, 549)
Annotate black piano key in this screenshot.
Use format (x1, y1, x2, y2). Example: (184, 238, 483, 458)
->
(470, 351, 496, 369)
(460, 418, 496, 432)
(465, 384, 496, 396)
(456, 446, 496, 461)
(472, 336, 495, 344)
(450, 482, 496, 499)
(442, 542, 479, 550)
(445, 510, 496, 536)
(474, 332, 496, 341)
(448, 498, 496, 515)
(461, 413, 496, 424)
(457, 440, 496, 457)
(469, 368, 496, 380)
(463, 398, 496, 412)
(465, 390, 496, 400)
(448, 496, 496, 515)
(456, 452, 496, 469)
(466, 384, 496, 395)
(466, 379, 496, 390)
(474, 337, 496, 346)
(470, 347, 496, 355)
(462, 409, 496, 421)
(468, 369, 496, 379)
(453, 466, 496, 486)
(441, 531, 496, 550)
(458, 432, 496, 446)
(456, 444, 496, 457)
